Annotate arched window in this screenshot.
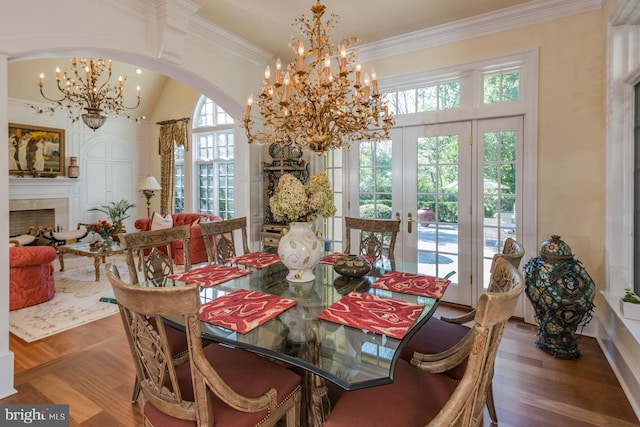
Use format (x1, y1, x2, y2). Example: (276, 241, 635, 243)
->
(174, 96, 234, 219)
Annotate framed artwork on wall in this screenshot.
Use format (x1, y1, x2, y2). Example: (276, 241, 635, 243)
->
(8, 123, 65, 177)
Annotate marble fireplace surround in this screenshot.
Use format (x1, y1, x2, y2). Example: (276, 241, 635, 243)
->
(9, 199, 68, 237)
(9, 177, 81, 236)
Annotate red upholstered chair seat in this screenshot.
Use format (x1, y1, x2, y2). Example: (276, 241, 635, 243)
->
(145, 343, 301, 427)
(134, 213, 222, 265)
(9, 245, 57, 311)
(322, 359, 457, 427)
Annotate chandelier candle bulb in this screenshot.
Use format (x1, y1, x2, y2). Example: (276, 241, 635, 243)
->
(372, 70, 378, 95)
(276, 59, 282, 84)
(355, 63, 361, 87)
(340, 45, 347, 74)
(298, 43, 305, 71)
(324, 55, 331, 81)
(364, 73, 370, 101)
(245, 95, 253, 121)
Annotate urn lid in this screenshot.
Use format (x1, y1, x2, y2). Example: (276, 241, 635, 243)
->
(539, 235, 574, 263)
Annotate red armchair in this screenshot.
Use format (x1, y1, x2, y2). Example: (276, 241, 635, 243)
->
(10, 245, 57, 311)
(134, 213, 222, 265)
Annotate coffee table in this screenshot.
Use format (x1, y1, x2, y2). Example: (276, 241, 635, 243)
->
(58, 241, 125, 282)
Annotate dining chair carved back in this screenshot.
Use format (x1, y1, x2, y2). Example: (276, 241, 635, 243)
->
(343, 217, 401, 261)
(323, 256, 524, 427)
(491, 236, 525, 273)
(119, 224, 192, 285)
(443, 237, 525, 325)
(106, 263, 302, 427)
(399, 253, 525, 424)
(199, 217, 250, 264)
(114, 225, 194, 403)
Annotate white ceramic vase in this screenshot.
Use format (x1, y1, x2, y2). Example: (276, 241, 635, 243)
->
(278, 222, 322, 282)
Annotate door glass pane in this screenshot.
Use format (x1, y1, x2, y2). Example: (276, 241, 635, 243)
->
(358, 140, 393, 219)
(417, 134, 459, 280)
(482, 129, 517, 287)
(323, 150, 344, 253)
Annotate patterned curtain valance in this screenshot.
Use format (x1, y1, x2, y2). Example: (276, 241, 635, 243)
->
(158, 119, 190, 155)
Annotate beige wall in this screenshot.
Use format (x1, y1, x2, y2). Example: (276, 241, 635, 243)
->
(146, 79, 200, 183)
(369, 9, 606, 286)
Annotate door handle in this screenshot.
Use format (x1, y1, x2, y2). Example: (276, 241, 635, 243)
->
(407, 212, 413, 234)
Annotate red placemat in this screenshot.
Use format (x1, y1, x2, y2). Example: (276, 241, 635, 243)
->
(370, 271, 451, 299)
(169, 264, 251, 287)
(320, 252, 375, 265)
(225, 252, 281, 269)
(316, 291, 424, 339)
(199, 289, 297, 334)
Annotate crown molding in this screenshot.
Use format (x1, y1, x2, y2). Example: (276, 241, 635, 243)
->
(189, 15, 273, 67)
(357, 0, 604, 62)
(612, 0, 640, 25)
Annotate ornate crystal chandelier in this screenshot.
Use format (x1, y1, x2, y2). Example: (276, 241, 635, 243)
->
(241, 1, 394, 155)
(31, 58, 142, 131)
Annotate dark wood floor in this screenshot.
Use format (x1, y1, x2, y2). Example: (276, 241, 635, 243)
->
(2, 306, 639, 427)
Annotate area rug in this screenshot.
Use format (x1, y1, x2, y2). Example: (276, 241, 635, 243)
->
(9, 253, 130, 342)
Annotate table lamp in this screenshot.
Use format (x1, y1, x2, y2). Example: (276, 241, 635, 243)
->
(137, 175, 162, 217)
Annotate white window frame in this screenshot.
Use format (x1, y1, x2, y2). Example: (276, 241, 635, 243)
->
(178, 96, 235, 216)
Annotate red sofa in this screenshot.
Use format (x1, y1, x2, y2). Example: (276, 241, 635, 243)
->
(134, 213, 222, 265)
(9, 245, 57, 311)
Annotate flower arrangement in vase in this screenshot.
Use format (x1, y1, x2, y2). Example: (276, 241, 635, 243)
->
(269, 172, 336, 223)
(270, 173, 336, 282)
(86, 220, 122, 248)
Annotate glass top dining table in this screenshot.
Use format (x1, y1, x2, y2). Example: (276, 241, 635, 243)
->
(160, 258, 441, 392)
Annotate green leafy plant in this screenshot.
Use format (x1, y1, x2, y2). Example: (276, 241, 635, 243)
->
(88, 199, 135, 224)
(623, 288, 640, 304)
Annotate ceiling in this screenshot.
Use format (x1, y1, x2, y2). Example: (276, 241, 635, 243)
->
(193, 0, 533, 61)
(9, 0, 533, 121)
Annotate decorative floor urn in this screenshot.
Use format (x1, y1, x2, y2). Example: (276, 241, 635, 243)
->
(524, 235, 595, 359)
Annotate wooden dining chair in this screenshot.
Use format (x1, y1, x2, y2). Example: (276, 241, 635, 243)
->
(105, 263, 302, 427)
(343, 217, 401, 261)
(117, 224, 193, 402)
(323, 256, 525, 427)
(398, 245, 525, 425)
(199, 217, 250, 264)
(119, 223, 192, 284)
(440, 237, 525, 325)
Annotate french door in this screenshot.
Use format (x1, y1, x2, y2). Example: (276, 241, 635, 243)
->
(348, 117, 523, 308)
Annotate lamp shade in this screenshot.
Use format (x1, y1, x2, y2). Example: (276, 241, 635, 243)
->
(137, 175, 161, 191)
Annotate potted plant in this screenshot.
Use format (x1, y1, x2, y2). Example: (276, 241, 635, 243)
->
(89, 199, 135, 224)
(620, 288, 640, 320)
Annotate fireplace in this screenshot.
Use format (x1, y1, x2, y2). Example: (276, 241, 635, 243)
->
(9, 198, 70, 239)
